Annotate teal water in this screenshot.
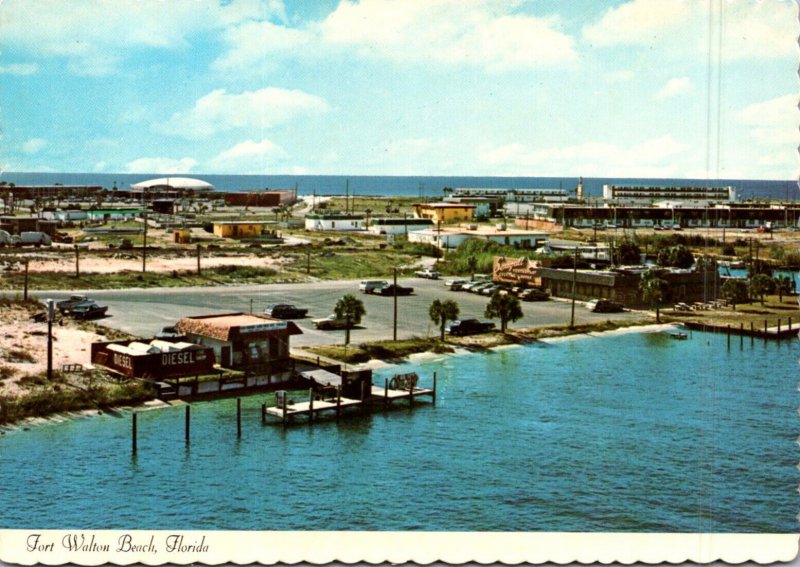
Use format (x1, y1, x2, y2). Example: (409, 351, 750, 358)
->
(0, 330, 796, 532)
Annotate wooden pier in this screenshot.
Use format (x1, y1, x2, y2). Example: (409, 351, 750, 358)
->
(684, 318, 798, 340)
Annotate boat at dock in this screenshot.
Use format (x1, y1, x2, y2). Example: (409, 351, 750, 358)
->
(669, 332, 688, 340)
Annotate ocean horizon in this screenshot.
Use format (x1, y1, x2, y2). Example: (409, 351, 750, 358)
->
(0, 171, 797, 200)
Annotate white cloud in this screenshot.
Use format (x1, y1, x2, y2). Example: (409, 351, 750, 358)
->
(21, 138, 47, 154)
(158, 87, 330, 139)
(0, 63, 38, 75)
(736, 94, 798, 146)
(125, 157, 197, 174)
(583, 0, 795, 60)
(215, 0, 577, 73)
(93, 161, 108, 172)
(319, 0, 577, 70)
(655, 77, 692, 99)
(0, 0, 286, 75)
(480, 135, 689, 177)
(208, 139, 289, 173)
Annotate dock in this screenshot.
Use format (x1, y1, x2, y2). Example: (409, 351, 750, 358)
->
(265, 395, 363, 420)
(684, 318, 798, 340)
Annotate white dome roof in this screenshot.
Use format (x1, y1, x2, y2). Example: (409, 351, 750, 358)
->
(131, 177, 214, 191)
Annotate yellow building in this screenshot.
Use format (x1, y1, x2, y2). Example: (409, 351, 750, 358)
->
(412, 202, 475, 224)
(212, 221, 273, 239)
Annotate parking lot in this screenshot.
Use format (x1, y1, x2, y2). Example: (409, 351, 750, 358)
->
(52, 277, 645, 347)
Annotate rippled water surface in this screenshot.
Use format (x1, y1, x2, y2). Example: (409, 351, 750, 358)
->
(1, 330, 796, 531)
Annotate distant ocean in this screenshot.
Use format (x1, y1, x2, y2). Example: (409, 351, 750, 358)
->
(0, 172, 796, 200)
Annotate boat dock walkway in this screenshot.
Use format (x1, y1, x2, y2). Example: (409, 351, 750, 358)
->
(684, 319, 799, 340)
(264, 395, 364, 421)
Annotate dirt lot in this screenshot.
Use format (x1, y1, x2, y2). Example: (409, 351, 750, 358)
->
(19, 252, 281, 274)
(0, 303, 106, 396)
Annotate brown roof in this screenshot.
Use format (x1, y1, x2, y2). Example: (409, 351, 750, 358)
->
(175, 313, 302, 341)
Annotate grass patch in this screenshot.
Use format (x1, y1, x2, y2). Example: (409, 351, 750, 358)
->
(306, 336, 452, 363)
(5, 348, 36, 363)
(0, 376, 155, 425)
(0, 265, 282, 291)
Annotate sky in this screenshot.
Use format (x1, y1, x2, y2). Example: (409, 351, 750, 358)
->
(0, 0, 796, 179)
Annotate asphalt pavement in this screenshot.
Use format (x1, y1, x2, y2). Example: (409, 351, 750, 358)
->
(43, 278, 644, 347)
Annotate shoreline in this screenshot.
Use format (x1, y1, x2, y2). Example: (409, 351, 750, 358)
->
(1, 321, 678, 432)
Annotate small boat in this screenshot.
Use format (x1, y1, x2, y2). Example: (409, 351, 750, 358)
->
(669, 332, 688, 340)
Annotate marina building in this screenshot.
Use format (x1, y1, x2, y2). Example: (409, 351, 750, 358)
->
(91, 339, 215, 380)
(175, 313, 302, 372)
(602, 184, 736, 204)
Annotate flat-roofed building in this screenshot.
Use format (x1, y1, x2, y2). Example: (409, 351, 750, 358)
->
(305, 213, 365, 231)
(412, 202, 475, 224)
(450, 188, 569, 203)
(367, 217, 434, 235)
(212, 220, 277, 239)
(408, 225, 549, 250)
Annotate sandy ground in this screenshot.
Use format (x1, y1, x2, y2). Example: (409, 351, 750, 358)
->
(0, 305, 104, 396)
(11, 253, 285, 274)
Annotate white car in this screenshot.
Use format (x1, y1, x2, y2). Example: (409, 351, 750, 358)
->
(415, 268, 441, 279)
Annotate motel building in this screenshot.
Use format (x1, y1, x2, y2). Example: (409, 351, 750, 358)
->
(212, 221, 277, 239)
(175, 313, 302, 373)
(367, 217, 434, 235)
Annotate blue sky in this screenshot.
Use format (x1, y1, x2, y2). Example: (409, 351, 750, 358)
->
(0, 0, 796, 179)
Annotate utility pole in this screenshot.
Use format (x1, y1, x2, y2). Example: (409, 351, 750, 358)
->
(306, 249, 311, 275)
(141, 211, 148, 273)
(570, 246, 578, 329)
(74, 244, 80, 277)
(345, 179, 349, 214)
(196, 244, 202, 275)
(46, 299, 54, 381)
(23, 259, 29, 301)
(393, 267, 398, 341)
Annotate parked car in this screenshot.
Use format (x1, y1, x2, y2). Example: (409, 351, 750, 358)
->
(445, 278, 469, 289)
(586, 299, 624, 313)
(446, 319, 496, 336)
(68, 302, 108, 320)
(313, 315, 352, 330)
(518, 288, 549, 301)
(359, 280, 389, 293)
(376, 284, 414, 296)
(155, 326, 183, 338)
(265, 303, 308, 319)
(0, 230, 12, 247)
(56, 295, 92, 313)
(480, 284, 501, 296)
(414, 268, 441, 279)
(470, 283, 493, 294)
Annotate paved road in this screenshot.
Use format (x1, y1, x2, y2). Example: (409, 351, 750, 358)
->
(43, 278, 645, 346)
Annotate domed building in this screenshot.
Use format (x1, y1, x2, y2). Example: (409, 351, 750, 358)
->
(130, 177, 214, 199)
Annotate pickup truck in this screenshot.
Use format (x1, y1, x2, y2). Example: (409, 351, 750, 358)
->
(446, 319, 496, 336)
(68, 302, 108, 320)
(375, 284, 414, 296)
(313, 315, 352, 330)
(414, 268, 440, 279)
(264, 303, 308, 319)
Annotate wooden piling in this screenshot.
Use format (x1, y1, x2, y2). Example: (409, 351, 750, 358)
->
(236, 398, 242, 437)
(384, 378, 389, 409)
(336, 386, 341, 421)
(308, 388, 314, 423)
(790, 317, 793, 331)
(764, 320, 768, 344)
(409, 380, 414, 407)
(261, 403, 266, 425)
(778, 319, 781, 334)
(432, 372, 437, 405)
(132, 412, 137, 455)
(726, 325, 730, 350)
(185, 405, 190, 444)
(750, 322, 754, 346)
(739, 323, 744, 349)
(282, 394, 287, 425)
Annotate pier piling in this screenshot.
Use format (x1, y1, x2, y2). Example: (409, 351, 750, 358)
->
(308, 388, 314, 423)
(132, 412, 137, 455)
(185, 405, 190, 444)
(739, 323, 744, 349)
(726, 325, 730, 350)
(236, 398, 242, 438)
(432, 372, 437, 405)
(778, 319, 781, 334)
(261, 403, 267, 424)
(384, 378, 389, 410)
(409, 380, 414, 407)
(750, 322, 755, 347)
(282, 395, 288, 425)
(764, 320, 768, 344)
(336, 386, 341, 421)
(790, 317, 793, 331)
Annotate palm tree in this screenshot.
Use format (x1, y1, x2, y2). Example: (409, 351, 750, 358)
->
(749, 273, 775, 305)
(484, 291, 523, 333)
(640, 268, 669, 323)
(334, 294, 366, 345)
(721, 278, 749, 310)
(429, 299, 460, 340)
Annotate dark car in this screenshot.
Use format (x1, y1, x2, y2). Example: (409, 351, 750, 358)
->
(446, 319, 496, 336)
(68, 302, 108, 320)
(518, 288, 549, 301)
(586, 299, 624, 313)
(56, 295, 91, 313)
(265, 303, 309, 319)
(376, 284, 414, 296)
